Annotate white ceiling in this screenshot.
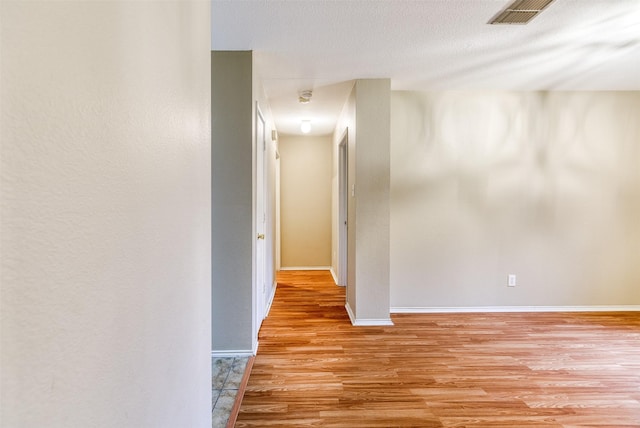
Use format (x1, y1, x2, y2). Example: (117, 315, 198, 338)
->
(211, 0, 640, 136)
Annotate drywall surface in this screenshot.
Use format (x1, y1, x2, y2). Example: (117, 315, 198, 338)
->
(280, 135, 332, 267)
(211, 51, 254, 352)
(390, 91, 640, 309)
(333, 86, 357, 310)
(0, 2, 211, 427)
(211, 51, 278, 353)
(333, 80, 391, 323)
(353, 80, 391, 322)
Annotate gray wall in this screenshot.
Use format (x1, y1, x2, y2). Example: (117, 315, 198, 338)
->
(211, 51, 253, 351)
(334, 79, 392, 324)
(390, 91, 640, 309)
(353, 80, 392, 322)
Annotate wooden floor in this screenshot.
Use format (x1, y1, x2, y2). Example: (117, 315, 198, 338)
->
(236, 270, 640, 427)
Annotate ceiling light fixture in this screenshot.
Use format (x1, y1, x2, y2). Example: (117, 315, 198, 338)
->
(489, 0, 556, 25)
(298, 90, 313, 104)
(300, 120, 311, 134)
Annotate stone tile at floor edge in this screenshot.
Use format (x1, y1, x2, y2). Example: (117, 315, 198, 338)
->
(212, 358, 234, 390)
(212, 388, 221, 411)
(211, 409, 228, 428)
(212, 389, 238, 428)
(212, 357, 234, 376)
(225, 358, 249, 389)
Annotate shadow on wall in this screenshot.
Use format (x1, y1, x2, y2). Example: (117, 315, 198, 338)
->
(414, 8, 640, 89)
(390, 91, 640, 307)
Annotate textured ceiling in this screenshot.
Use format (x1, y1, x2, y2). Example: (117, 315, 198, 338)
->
(211, 0, 640, 136)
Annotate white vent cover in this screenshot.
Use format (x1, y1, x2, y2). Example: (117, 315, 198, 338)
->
(489, 0, 556, 25)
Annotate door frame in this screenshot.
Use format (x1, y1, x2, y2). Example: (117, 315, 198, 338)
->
(338, 129, 349, 287)
(254, 103, 267, 344)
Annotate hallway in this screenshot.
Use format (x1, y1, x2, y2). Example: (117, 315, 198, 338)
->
(236, 270, 640, 427)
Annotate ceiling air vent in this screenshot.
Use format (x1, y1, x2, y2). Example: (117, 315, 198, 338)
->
(489, 0, 556, 25)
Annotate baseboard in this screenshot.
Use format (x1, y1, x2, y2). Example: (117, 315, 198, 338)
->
(391, 305, 640, 313)
(329, 267, 338, 285)
(211, 341, 259, 358)
(264, 281, 277, 317)
(345, 303, 394, 326)
(345, 302, 356, 324)
(279, 266, 331, 271)
(211, 350, 254, 358)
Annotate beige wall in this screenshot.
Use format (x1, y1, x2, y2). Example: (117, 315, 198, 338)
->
(390, 91, 640, 309)
(280, 135, 332, 267)
(1, 2, 211, 426)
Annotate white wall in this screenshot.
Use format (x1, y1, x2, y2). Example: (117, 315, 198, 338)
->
(1, 2, 211, 427)
(280, 135, 332, 268)
(390, 91, 640, 309)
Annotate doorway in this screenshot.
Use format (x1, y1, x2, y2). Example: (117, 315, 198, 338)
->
(337, 129, 348, 287)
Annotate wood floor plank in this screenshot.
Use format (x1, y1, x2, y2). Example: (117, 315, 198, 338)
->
(236, 270, 640, 427)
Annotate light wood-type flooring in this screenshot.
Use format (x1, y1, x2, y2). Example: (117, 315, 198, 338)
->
(236, 270, 640, 427)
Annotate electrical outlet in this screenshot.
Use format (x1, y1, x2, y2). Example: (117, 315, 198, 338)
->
(508, 274, 516, 287)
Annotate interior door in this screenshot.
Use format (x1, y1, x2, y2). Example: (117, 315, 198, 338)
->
(255, 105, 267, 332)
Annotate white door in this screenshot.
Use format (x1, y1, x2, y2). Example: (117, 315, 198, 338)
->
(255, 105, 267, 335)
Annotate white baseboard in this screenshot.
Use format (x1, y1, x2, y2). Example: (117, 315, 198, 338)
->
(345, 303, 394, 326)
(279, 266, 331, 271)
(352, 318, 395, 326)
(391, 305, 640, 313)
(264, 281, 277, 317)
(211, 349, 254, 358)
(329, 267, 338, 285)
(345, 302, 356, 324)
(211, 340, 259, 358)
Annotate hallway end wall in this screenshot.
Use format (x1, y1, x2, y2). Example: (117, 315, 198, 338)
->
(280, 135, 332, 268)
